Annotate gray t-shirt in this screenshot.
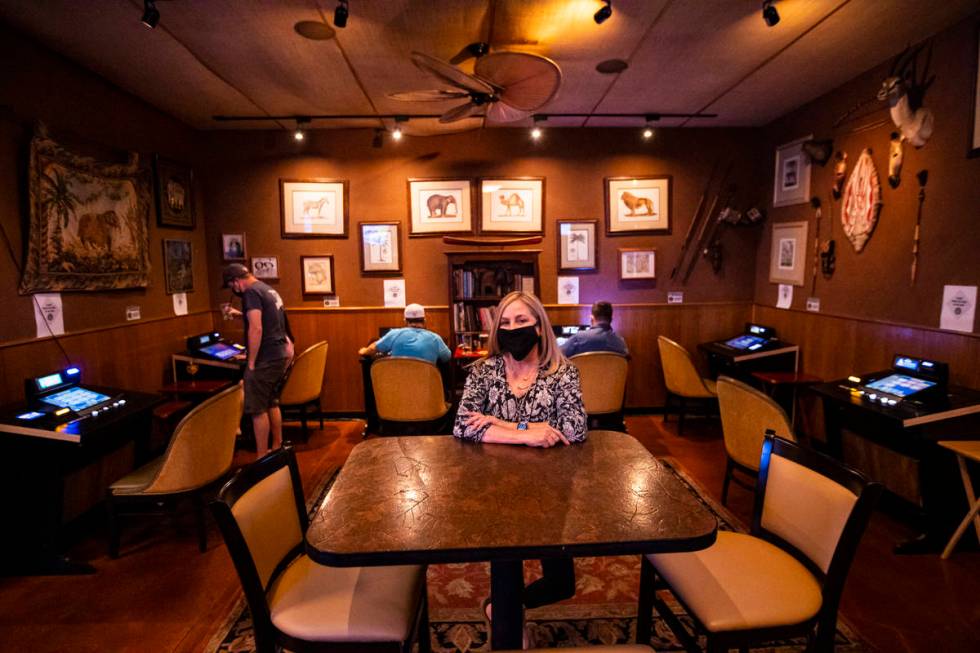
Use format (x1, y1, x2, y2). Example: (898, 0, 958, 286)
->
(241, 281, 289, 361)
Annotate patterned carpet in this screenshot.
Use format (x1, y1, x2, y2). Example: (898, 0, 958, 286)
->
(209, 458, 869, 652)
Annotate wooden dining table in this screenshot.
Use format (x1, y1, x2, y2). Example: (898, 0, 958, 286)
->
(305, 430, 718, 650)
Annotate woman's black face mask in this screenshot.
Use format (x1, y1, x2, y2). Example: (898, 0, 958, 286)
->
(497, 323, 539, 361)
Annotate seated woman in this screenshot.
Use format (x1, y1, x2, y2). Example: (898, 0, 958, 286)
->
(453, 290, 587, 627)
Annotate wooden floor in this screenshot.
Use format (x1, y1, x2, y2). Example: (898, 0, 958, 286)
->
(0, 415, 977, 652)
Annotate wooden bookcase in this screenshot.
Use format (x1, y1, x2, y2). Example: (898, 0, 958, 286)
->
(446, 250, 541, 357)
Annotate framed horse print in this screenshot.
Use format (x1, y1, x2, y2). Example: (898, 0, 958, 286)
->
(280, 178, 348, 238)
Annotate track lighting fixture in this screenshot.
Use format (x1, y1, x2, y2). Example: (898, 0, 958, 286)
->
(530, 115, 546, 141)
(294, 118, 310, 141)
(642, 127, 654, 139)
(594, 1, 612, 25)
(762, 0, 780, 27)
(141, 0, 160, 29)
(334, 0, 349, 28)
(642, 113, 660, 140)
(391, 116, 407, 141)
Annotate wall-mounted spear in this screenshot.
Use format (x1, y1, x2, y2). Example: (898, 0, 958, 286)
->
(910, 169, 928, 284)
(809, 196, 822, 296)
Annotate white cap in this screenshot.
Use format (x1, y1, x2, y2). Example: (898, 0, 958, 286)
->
(404, 303, 425, 320)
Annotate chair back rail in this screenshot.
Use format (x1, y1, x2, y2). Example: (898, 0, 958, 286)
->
(571, 351, 629, 415)
(717, 376, 794, 471)
(657, 336, 712, 397)
(371, 356, 448, 421)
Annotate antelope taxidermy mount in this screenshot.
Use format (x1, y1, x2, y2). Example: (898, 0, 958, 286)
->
(877, 43, 935, 148)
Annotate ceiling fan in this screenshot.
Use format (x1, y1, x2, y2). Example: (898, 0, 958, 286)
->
(388, 50, 562, 124)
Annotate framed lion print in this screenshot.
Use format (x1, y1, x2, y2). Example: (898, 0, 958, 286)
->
(605, 176, 671, 235)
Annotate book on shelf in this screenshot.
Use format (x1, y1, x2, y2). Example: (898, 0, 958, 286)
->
(452, 266, 527, 299)
(453, 302, 498, 335)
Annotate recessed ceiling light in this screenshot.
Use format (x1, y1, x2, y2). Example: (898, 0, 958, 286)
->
(596, 59, 628, 75)
(294, 20, 336, 41)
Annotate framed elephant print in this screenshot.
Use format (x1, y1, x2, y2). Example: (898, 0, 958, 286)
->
(408, 178, 474, 236)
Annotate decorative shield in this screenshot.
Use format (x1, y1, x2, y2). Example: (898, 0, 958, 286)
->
(841, 149, 882, 253)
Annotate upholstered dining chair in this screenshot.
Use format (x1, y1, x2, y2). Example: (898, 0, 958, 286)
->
(279, 340, 328, 442)
(370, 356, 451, 435)
(657, 335, 717, 434)
(717, 375, 796, 505)
(570, 351, 630, 431)
(211, 447, 430, 653)
(106, 384, 243, 558)
(636, 435, 882, 653)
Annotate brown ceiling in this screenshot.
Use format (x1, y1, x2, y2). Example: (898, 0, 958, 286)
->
(0, 0, 975, 134)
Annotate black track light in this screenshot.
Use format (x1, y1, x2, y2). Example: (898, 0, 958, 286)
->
(334, 1, 349, 28)
(294, 118, 311, 142)
(141, 0, 160, 29)
(594, 1, 612, 25)
(762, 0, 780, 27)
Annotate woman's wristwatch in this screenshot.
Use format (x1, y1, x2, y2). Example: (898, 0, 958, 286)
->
(516, 421, 528, 431)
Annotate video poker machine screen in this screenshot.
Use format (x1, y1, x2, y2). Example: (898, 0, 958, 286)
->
(724, 335, 768, 351)
(39, 387, 111, 412)
(865, 374, 936, 398)
(199, 342, 242, 361)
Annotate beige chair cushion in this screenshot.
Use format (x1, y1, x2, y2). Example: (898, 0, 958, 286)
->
(761, 454, 857, 573)
(657, 336, 715, 399)
(267, 554, 424, 642)
(110, 457, 165, 494)
(371, 357, 449, 421)
(717, 376, 794, 471)
(571, 352, 629, 415)
(280, 341, 328, 406)
(648, 531, 822, 632)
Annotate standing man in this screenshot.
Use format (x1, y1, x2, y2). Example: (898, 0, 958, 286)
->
(222, 263, 294, 458)
(358, 303, 451, 365)
(559, 301, 629, 357)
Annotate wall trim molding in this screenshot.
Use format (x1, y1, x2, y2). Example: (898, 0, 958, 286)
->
(0, 310, 213, 351)
(279, 300, 753, 314)
(752, 304, 980, 341)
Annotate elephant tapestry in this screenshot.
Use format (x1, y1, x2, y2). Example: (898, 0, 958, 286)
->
(19, 128, 151, 293)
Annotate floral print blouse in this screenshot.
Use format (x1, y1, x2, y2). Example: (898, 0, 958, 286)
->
(453, 355, 588, 443)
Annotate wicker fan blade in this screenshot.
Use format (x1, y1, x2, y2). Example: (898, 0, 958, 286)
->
(474, 52, 561, 111)
(440, 101, 483, 124)
(486, 101, 531, 124)
(388, 90, 470, 102)
(411, 51, 494, 95)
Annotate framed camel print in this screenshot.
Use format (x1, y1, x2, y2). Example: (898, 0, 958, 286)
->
(280, 178, 348, 238)
(605, 176, 671, 235)
(479, 177, 544, 235)
(408, 178, 474, 236)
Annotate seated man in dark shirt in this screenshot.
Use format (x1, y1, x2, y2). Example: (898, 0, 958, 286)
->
(559, 301, 629, 358)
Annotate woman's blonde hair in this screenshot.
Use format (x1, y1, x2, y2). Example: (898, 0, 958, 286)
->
(487, 291, 566, 375)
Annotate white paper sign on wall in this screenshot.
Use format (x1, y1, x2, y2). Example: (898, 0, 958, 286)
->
(323, 297, 340, 307)
(126, 305, 141, 321)
(940, 285, 977, 333)
(667, 291, 684, 304)
(33, 293, 65, 338)
(806, 297, 821, 312)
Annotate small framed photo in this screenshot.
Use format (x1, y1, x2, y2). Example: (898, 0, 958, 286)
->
(251, 256, 279, 280)
(301, 255, 335, 295)
(154, 156, 195, 229)
(222, 233, 246, 261)
(479, 177, 544, 234)
(408, 178, 474, 236)
(768, 220, 808, 286)
(618, 248, 656, 280)
(359, 222, 401, 274)
(280, 178, 348, 238)
(162, 239, 193, 294)
(773, 136, 812, 207)
(605, 176, 671, 235)
(558, 220, 597, 272)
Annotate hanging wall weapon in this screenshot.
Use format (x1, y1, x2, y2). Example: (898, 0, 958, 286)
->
(809, 196, 822, 296)
(910, 169, 928, 284)
(670, 160, 720, 280)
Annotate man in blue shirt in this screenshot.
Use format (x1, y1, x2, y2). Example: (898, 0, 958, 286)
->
(358, 303, 451, 365)
(560, 301, 629, 358)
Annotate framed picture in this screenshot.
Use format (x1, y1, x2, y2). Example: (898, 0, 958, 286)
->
(280, 178, 348, 238)
(251, 256, 279, 280)
(605, 176, 671, 235)
(300, 255, 335, 295)
(970, 25, 980, 157)
(773, 136, 812, 207)
(222, 233, 246, 261)
(162, 239, 193, 294)
(408, 178, 474, 236)
(359, 222, 401, 274)
(768, 220, 808, 286)
(479, 177, 544, 234)
(618, 248, 656, 280)
(558, 219, 597, 272)
(154, 156, 195, 229)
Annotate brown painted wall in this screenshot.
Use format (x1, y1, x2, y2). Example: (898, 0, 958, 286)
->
(0, 25, 212, 356)
(199, 127, 767, 309)
(756, 16, 980, 334)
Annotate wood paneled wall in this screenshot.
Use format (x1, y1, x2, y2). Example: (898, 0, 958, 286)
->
(0, 312, 214, 401)
(753, 305, 980, 389)
(266, 301, 751, 413)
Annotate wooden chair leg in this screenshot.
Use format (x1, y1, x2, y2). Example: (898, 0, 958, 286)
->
(193, 491, 208, 553)
(318, 399, 324, 429)
(106, 492, 120, 559)
(721, 457, 734, 506)
(635, 555, 656, 644)
(678, 397, 687, 435)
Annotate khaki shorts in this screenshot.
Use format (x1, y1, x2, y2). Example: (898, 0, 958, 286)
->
(243, 357, 290, 415)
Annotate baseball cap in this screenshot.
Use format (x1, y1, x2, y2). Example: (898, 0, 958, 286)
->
(222, 263, 250, 287)
(404, 303, 425, 320)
